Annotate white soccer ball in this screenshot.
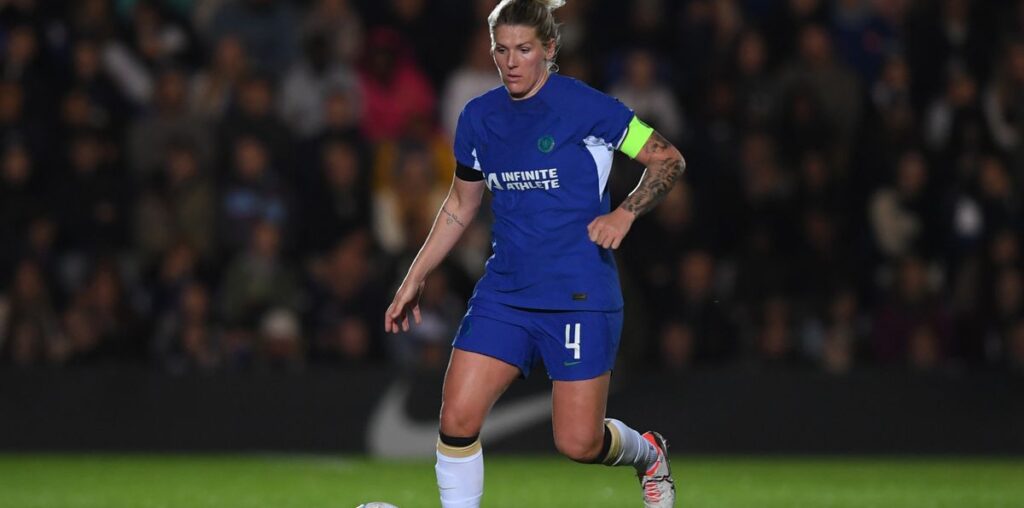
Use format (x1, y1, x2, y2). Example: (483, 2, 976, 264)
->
(356, 503, 399, 508)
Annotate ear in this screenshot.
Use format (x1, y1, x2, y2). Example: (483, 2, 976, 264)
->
(544, 39, 556, 61)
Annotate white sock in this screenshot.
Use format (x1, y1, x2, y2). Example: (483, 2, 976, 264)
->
(436, 437, 484, 508)
(603, 418, 658, 472)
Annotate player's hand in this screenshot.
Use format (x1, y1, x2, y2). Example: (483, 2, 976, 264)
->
(587, 207, 635, 250)
(384, 278, 425, 333)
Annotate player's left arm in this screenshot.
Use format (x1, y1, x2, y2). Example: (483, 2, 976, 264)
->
(587, 128, 686, 249)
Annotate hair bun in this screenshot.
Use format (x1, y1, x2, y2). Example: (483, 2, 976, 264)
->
(535, 0, 566, 10)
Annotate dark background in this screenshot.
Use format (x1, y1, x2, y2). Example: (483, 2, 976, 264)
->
(1, 0, 1024, 454)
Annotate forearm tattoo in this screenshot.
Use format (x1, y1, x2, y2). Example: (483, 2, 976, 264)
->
(441, 206, 465, 227)
(622, 132, 685, 217)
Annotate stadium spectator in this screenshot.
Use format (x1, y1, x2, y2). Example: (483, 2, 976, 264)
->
(753, 296, 800, 366)
(661, 250, 736, 365)
(372, 143, 447, 255)
(0, 259, 62, 367)
(66, 37, 134, 131)
(792, 207, 851, 300)
(731, 29, 776, 131)
(382, 0, 455, 87)
(219, 73, 293, 168)
(830, 0, 901, 84)
(153, 281, 221, 373)
(62, 260, 141, 365)
(924, 66, 987, 161)
(145, 241, 202, 321)
(982, 39, 1024, 162)
(868, 150, 939, 260)
(763, 0, 829, 60)
(189, 35, 248, 120)
(110, 1, 197, 84)
(872, 256, 952, 367)
(126, 67, 214, 178)
(862, 55, 918, 179)
(799, 288, 865, 375)
(0, 79, 50, 163)
(279, 32, 359, 139)
(356, 27, 435, 142)
(982, 267, 1024, 359)
(0, 141, 42, 272)
(207, 0, 299, 78)
(905, 0, 995, 112)
(220, 220, 300, 332)
(440, 27, 501, 139)
(302, 0, 363, 65)
(674, 0, 745, 95)
(608, 48, 684, 144)
(776, 23, 862, 169)
(658, 321, 696, 371)
(907, 323, 943, 371)
(971, 156, 1020, 238)
(256, 307, 304, 370)
(2, 24, 48, 99)
(294, 136, 371, 253)
(134, 142, 216, 265)
(219, 136, 289, 253)
(17, 216, 62, 294)
(307, 229, 386, 365)
(54, 130, 129, 253)
(292, 87, 367, 201)
(69, 0, 119, 40)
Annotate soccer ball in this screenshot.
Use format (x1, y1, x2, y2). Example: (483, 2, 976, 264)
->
(356, 504, 399, 508)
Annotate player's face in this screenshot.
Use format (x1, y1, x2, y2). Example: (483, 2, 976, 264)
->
(491, 24, 555, 100)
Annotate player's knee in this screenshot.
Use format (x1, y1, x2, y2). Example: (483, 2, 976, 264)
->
(554, 432, 603, 463)
(438, 402, 484, 437)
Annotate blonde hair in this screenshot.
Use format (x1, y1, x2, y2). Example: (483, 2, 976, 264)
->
(488, 0, 564, 69)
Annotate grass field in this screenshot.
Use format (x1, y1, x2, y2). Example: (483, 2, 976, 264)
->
(2, 454, 1023, 508)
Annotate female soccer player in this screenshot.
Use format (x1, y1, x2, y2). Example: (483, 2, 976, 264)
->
(384, 1, 685, 506)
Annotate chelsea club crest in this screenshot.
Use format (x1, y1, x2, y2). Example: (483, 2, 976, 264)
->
(537, 135, 555, 153)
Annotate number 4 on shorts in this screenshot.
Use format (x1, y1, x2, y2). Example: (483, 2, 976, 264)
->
(564, 323, 581, 360)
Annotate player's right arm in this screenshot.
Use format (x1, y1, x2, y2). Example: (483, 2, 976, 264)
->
(384, 174, 485, 333)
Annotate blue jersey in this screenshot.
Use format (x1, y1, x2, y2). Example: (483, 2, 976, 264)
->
(454, 74, 645, 311)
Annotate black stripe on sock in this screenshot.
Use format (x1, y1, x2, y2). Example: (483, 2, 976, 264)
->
(588, 425, 613, 464)
(439, 431, 479, 448)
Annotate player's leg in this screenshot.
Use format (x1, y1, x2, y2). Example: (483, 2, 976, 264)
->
(542, 310, 675, 507)
(436, 305, 534, 508)
(435, 349, 520, 508)
(549, 374, 656, 469)
(550, 372, 611, 462)
(439, 348, 521, 437)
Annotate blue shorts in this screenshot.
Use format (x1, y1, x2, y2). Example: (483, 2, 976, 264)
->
(452, 298, 623, 381)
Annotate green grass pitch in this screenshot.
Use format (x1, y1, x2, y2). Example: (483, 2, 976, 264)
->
(1, 454, 1022, 508)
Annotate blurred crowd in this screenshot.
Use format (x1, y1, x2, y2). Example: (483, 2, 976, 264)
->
(1, 0, 1023, 375)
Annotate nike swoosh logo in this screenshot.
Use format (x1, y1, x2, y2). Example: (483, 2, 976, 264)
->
(366, 379, 552, 458)
(563, 361, 582, 366)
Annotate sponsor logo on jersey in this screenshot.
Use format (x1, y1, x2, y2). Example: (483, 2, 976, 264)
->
(485, 168, 560, 192)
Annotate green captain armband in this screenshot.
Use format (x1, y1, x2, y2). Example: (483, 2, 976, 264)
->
(619, 116, 654, 159)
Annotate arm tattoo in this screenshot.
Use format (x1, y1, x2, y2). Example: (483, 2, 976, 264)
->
(622, 132, 686, 217)
(644, 131, 670, 154)
(441, 206, 465, 228)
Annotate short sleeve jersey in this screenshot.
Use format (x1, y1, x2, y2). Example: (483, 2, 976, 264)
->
(454, 74, 651, 311)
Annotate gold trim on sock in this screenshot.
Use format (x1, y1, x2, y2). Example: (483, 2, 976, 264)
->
(602, 420, 623, 466)
(437, 438, 482, 458)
